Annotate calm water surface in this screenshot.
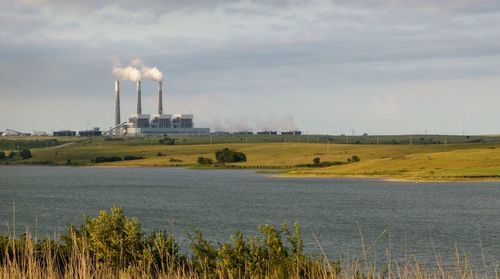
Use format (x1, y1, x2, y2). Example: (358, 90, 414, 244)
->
(0, 166, 499, 265)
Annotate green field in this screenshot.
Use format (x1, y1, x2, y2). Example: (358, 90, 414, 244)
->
(2, 135, 500, 181)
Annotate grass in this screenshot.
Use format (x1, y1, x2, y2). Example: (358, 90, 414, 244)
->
(1, 206, 497, 279)
(3, 136, 500, 181)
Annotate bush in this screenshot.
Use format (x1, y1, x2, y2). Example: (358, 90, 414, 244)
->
(123, 155, 144, 161)
(313, 157, 320, 165)
(67, 206, 143, 267)
(8, 151, 16, 159)
(94, 156, 122, 163)
(157, 152, 166, 156)
(351, 155, 360, 162)
(197, 157, 213, 165)
(0, 151, 5, 160)
(215, 148, 247, 164)
(19, 149, 32, 159)
(159, 137, 175, 145)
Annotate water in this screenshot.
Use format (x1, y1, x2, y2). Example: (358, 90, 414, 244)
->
(0, 166, 499, 265)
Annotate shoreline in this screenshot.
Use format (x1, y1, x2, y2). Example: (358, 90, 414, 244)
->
(3, 163, 500, 183)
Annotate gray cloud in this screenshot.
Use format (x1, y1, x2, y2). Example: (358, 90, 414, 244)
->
(1, 0, 500, 133)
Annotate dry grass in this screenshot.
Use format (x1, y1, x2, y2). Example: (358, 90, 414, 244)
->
(7, 139, 500, 181)
(1, 233, 497, 279)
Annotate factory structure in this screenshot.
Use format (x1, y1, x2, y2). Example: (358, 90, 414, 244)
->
(112, 77, 210, 136)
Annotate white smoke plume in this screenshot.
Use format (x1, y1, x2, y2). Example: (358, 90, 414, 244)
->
(141, 65, 163, 81)
(112, 66, 142, 82)
(112, 59, 163, 81)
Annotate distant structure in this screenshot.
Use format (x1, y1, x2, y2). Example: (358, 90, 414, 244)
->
(53, 130, 76, 137)
(281, 130, 302, 135)
(79, 127, 102, 137)
(257, 131, 278, 135)
(113, 77, 209, 136)
(32, 131, 49, 136)
(5, 129, 30, 136)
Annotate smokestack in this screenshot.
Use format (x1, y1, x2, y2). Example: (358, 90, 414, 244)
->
(114, 80, 120, 126)
(136, 80, 142, 114)
(158, 81, 163, 114)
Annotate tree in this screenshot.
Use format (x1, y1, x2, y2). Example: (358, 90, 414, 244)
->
(0, 151, 5, 160)
(313, 157, 320, 165)
(215, 148, 247, 164)
(19, 149, 32, 159)
(197, 157, 213, 165)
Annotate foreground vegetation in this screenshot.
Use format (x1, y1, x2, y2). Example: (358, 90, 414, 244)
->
(1, 207, 495, 278)
(3, 136, 500, 180)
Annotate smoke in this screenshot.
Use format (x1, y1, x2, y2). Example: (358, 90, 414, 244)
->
(112, 66, 142, 82)
(200, 115, 299, 132)
(112, 59, 163, 81)
(141, 65, 163, 81)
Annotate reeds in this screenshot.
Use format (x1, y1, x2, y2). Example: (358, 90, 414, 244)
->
(1, 207, 497, 279)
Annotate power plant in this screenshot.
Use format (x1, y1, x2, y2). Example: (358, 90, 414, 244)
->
(111, 69, 209, 136)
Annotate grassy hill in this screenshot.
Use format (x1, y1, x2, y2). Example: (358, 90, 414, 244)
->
(2, 136, 500, 181)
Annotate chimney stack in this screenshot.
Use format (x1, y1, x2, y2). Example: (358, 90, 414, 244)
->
(136, 80, 142, 115)
(114, 80, 120, 126)
(158, 81, 163, 114)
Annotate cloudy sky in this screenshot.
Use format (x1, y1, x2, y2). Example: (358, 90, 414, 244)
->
(1, 0, 500, 134)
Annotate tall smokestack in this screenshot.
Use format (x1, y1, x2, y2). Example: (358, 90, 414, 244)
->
(158, 81, 163, 114)
(114, 80, 120, 126)
(136, 80, 142, 114)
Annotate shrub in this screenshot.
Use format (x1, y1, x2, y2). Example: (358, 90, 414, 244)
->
(215, 148, 247, 164)
(19, 149, 32, 159)
(0, 151, 5, 160)
(8, 151, 16, 159)
(67, 206, 143, 267)
(123, 155, 144, 161)
(157, 152, 166, 156)
(169, 158, 182, 162)
(94, 156, 122, 163)
(159, 137, 175, 145)
(313, 157, 320, 165)
(197, 157, 213, 165)
(351, 155, 360, 162)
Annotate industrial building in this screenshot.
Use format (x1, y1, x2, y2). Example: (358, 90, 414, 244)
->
(257, 131, 278, 135)
(281, 130, 302, 135)
(79, 128, 102, 137)
(111, 79, 209, 136)
(53, 130, 76, 136)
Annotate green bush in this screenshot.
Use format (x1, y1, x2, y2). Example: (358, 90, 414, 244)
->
(123, 155, 144, 161)
(351, 155, 360, 162)
(159, 137, 175, 145)
(7, 151, 16, 159)
(19, 149, 32, 159)
(94, 156, 122, 163)
(197, 157, 213, 165)
(0, 151, 5, 160)
(215, 148, 247, 164)
(313, 157, 320, 165)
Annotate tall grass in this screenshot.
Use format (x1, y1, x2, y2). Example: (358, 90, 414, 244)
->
(1, 207, 497, 278)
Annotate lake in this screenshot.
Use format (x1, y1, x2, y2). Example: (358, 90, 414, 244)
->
(0, 166, 499, 266)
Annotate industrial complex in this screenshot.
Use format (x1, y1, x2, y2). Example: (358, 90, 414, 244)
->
(1, 67, 302, 137)
(110, 79, 210, 136)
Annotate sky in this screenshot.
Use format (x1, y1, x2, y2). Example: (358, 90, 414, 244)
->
(1, 0, 500, 135)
